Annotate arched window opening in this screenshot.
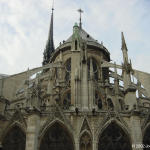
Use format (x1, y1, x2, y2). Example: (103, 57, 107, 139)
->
(87, 58, 98, 80)
(119, 99, 124, 111)
(2, 126, 26, 150)
(107, 98, 114, 110)
(65, 58, 71, 82)
(98, 122, 131, 150)
(102, 67, 109, 82)
(75, 40, 77, 50)
(143, 125, 150, 150)
(80, 132, 92, 150)
(95, 92, 102, 109)
(63, 91, 71, 109)
(40, 123, 74, 150)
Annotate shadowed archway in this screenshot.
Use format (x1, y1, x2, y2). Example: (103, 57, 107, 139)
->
(2, 126, 26, 150)
(143, 124, 150, 150)
(39, 122, 74, 150)
(98, 122, 131, 150)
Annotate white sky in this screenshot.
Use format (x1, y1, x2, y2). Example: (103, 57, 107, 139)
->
(0, 0, 150, 75)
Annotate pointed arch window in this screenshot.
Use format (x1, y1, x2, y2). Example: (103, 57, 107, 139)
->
(95, 92, 102, 109)
(98, 122, 131, 150)
(119, 99, 124, 111)
(75, 40, 78, 50)
(107, 98, 114, 110)
(2, 126, 26, 150)
(39, 123, 74, 150)
(65, 58, 71, 82)
(80, 132, 92, 150)
(87, 58, 98, 80)
(63, 91, 71, 109)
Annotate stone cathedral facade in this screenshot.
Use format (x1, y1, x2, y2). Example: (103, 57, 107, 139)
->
(0, 8, 150, 150)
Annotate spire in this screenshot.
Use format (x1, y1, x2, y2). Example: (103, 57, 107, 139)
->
(78, 9, 83, 28)
(43, 5, 55, 65)
(121, 32, 128, 51)
(121, 32, 129, 64)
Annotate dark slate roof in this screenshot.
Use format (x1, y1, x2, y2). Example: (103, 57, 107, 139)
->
(66, 28, 98, 43)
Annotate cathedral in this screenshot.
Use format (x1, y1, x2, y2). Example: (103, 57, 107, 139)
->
(0, 6, 150, 150)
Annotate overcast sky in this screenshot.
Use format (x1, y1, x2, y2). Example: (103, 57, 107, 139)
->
(0, 0, 150, 75)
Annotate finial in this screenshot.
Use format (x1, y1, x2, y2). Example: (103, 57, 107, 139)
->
(77, 8, 83, 28)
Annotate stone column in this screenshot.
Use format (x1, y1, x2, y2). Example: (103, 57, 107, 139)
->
(71, 52, 80, 106)
(81, 63, 89, 110)
(130, 115, 143, 150)
(75, 138, 80, 150)
(25, 112, 40, 150)
(93, 141, 97, 150)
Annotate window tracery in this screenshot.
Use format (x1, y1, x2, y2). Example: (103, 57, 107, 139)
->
(98, 123, 131, 150)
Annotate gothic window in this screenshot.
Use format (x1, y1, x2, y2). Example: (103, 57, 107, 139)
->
(107, 98, 114, 110)
(87, 58, 98, 80)
(39, 123, 74, 150)
(2, 126, 26, 150)
(63, 91, 71, 109)
(75, 40, 77, 50)
(80, 132, 92, 150)
(102, 67, 109, 82)
(98, 122, 131, 150)
(65, 58, 71, 81)
(95, 92, 102, 109)
(119, 99, 124, 110)
(143, 125, 150, 150)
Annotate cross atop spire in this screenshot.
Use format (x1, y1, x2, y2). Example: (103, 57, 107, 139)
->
(78, 8, 83, 28)
(42, 1, 55, 65)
